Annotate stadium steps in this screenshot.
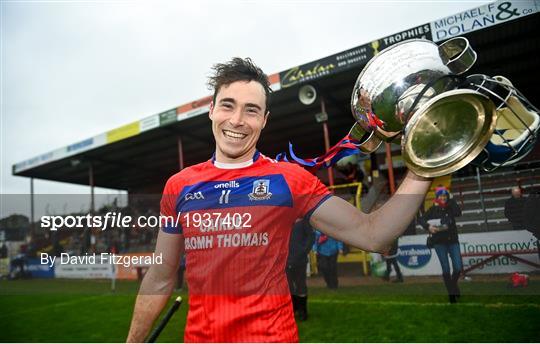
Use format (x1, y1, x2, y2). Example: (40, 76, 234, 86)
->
(458, 208, 506, 222)
(453, 180, 539, 203)
(449, 166, 539, 234)
(461, 206, 504, 214)
(415, 220, 512, 234)
(460, 196, 507, 207)
(455, 179, 539, 196)
(456, 220, 513, 233)
(452, 166, 540, 184)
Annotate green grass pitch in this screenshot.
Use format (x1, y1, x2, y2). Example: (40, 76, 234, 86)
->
(0, 278, 539, 342)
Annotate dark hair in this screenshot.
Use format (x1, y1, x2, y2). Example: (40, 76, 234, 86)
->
(208, 57, 272, 113)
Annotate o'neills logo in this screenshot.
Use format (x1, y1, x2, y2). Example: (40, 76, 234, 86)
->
(281, 63, 335, 88)
(214, 181, 240, 189)
(397, 244, 432, 269)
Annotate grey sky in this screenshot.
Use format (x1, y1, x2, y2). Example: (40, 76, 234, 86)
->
(1, 0, 489, 203)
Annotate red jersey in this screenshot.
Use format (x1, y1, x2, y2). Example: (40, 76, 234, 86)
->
(160, 151, 331, 342)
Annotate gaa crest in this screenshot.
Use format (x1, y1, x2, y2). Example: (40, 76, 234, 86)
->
(248, 179, 272, 201)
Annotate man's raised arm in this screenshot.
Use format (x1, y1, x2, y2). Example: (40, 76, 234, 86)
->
(126, 231, 184, 342)
(310, 171, 432, 253)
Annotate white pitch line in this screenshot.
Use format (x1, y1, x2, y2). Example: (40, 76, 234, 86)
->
(310, 299, 540, 309)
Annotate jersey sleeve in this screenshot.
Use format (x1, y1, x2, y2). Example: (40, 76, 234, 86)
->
(292, 167, 332, 220)
(160, 176, 183, 234)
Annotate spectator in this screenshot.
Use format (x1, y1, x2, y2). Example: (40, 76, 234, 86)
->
(504, 186, 526, 230)
(336, 154, 368, 194)
(52, 241, 64, 257)
(383, 238, 403, 283)
(286, 219, 315, 321)
(0, 242, 7, 258)
(522, 191, 540, 260)
(420, 186, 462, 303)
(313, 230, 343, 289)
(10, 249, 28, 279)
(108, 240, 119, 254)
(0, 242, 8, 278)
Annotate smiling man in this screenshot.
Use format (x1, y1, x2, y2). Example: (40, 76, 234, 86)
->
(127, 58, 432, 342)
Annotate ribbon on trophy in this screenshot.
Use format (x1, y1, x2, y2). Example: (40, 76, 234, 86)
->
(276, 134, 363, 173)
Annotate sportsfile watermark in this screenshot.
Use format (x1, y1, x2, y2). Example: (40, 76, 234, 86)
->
(40, 212, 181, 231)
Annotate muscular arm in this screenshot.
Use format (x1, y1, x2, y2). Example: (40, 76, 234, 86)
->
(126, 231, 184, 342)
(310, 171, 432, 253)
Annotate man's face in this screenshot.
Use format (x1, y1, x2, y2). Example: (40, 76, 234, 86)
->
(209, 80, 268, 163)
(511, 187, 522, 198)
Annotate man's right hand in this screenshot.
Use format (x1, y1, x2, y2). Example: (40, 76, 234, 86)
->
(126, 231, 184, 342)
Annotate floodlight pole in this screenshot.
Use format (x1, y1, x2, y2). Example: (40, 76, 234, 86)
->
(476, 167, 489, 231)
(177, 136, 185, 170)
(89, 162, 95, 213)
(320, 98, 334, 187)
(30, 178, 35, 234)
(385, 143, 396, 195)
(83, 162, 95, 254)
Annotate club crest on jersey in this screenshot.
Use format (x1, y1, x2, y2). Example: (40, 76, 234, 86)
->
(248, 179, 272, 201)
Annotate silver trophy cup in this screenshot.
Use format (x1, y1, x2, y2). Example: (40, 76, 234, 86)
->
(350, 37, 502, 177)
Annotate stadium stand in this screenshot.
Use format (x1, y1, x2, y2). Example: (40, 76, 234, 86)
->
(452, 164, 540, 233)
(11, 10, 540, 195)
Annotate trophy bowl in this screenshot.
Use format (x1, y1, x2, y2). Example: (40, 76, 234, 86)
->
(351, 37, 476, 144)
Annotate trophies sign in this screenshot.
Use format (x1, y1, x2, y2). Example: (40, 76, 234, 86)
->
(349, 37, 539, 177)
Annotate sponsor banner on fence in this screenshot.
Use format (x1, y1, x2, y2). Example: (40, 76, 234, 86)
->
(430, 0, 539, 42)
(0, 258, 9, 277)
(397, 230, 539, 276)
(55, 258, 114, 279)
(49, 253, 156, 280)
(26, 258, 55, 278)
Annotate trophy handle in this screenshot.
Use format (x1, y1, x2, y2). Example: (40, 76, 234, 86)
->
(439, 37, 477, 75)
(348, 123, 382, 153)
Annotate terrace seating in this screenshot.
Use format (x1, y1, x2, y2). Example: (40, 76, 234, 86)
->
(451, 165, 540, 233)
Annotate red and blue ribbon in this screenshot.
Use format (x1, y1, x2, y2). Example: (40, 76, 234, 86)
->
(275, 134, 365, 173)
